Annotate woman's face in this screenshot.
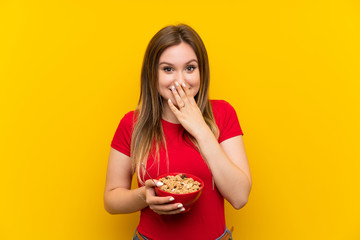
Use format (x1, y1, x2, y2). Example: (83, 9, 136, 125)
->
(157, 42, 200, 106)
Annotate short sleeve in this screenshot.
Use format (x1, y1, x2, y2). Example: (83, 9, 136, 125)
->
(110, 111, 135, 157)
(213, 100, 244, 143)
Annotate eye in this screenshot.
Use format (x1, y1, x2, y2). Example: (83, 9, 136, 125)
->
(186, 65, 197, 72)
(163, 67, 173, 72)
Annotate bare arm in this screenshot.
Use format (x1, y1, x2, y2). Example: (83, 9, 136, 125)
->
(104, 148, 185, 214)
(103, 148, 147, 214)
(196, 132, 252, 209)
(168, 82, 252, 209)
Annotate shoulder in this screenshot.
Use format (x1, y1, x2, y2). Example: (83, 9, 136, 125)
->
(210, 99, 236, 116)
(111, 110, 137, 156)
(122, 110, 136, 122)
(114, 110, 138, 135)
(210, 99, 239, 127)
(120, 110, 138, 126)
(210, 100, 244, 141)
(210, 99, 233, 109)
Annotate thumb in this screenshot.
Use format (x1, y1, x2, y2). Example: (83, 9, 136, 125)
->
(145, 179, 163, 188)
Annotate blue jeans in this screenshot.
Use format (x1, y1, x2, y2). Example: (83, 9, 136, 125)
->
(133, 227, 233, 240)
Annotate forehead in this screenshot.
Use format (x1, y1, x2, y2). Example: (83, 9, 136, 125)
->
(159, 42, 197, 64)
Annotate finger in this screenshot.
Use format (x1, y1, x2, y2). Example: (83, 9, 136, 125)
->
(181, 82, 196, 105)
(168, 99, 185, 121)
(145, 179, 163, 188)
(146, 193, 175, 205)
(150, 203, 186, 215)
(153, 206, 186, 215)
(150, 202, 183, 211)
(168, 99, 183, 119)
(181, 82, 191, 97)
(144, 179, 161, 199)
(175, 81, 191, 107)
(168, 98, 186, 121)
(171, 85, 185, 108)
(175, 81, 187, 100)
(145, 180, 174, 204)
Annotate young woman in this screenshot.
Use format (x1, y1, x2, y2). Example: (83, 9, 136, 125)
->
(104, 24, 252, 240)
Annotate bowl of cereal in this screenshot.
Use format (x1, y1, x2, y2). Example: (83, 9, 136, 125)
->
(155, 173, 204, 213)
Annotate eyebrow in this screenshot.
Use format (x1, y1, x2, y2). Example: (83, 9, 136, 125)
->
(159, 59, 198, 66)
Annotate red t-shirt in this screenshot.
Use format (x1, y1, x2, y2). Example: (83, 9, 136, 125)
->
(111, 100, 243, 239)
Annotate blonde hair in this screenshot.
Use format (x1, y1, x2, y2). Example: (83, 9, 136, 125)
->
(131, 24, 219, 184)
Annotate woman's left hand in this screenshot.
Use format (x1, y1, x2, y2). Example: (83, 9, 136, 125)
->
(168, 81, 210, 138)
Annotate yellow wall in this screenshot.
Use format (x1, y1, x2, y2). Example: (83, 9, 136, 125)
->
(1, 0, 359, 239)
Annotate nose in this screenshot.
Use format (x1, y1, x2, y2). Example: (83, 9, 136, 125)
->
(175, 72, 186, 86)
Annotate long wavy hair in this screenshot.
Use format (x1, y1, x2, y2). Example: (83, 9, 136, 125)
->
(131, 24, 219, 184)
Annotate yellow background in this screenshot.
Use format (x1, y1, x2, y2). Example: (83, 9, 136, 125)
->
(1, 0, 359, 239)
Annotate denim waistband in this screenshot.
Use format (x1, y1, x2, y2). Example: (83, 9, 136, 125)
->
(133, 227, 233, 240)
(216, 226, 233, 240)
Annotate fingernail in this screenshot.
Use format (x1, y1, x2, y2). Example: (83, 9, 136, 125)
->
(171, 86, 176, 91)
(179, 207, 185, 212)
(169, 197, 175, 201)
(156, 181, 163, 187)
(182, 83, 186, 87)
(175, 81, 179, 87)
(177, 204, 183, 208)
